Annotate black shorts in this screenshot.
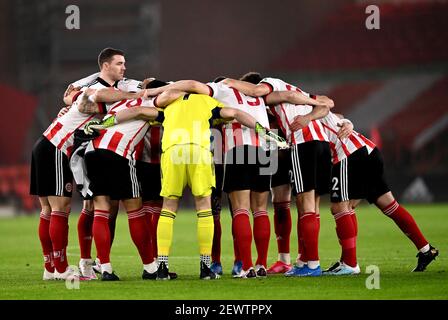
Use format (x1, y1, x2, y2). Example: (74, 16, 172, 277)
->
(365, 148, 390, 203)
(290, 141, 332, 196)
(223, 145, 271, 193)
(330, 147, 368, 203)
(136, 161, 162, 201)
(212, 163, 224, 215)
(85, 149, 141, 200)
(30, 136, 73, 197)
(271, 149, 292, 188)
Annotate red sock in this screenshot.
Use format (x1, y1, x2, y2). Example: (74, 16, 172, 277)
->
(232, 222, 241, 262)
(143, 202, 160, 261)
(108, 212, 118, 247)
(297, 218, 306, 262)
(49, 211, 69, 273)
(128, 207, 153, 264)
(38, 211, 54, 272)
(350, 209, 358, 237)
(316, 213, 321, 230)
(143, 201, 162, 257)
(333, 210, 357, 267)
(253, 211, 270, 267)
(212, 215, 222, 263)
(232, 209, 253, 270)
(273, 202, 292, 254)
(151, 206, 161, 256)
(93, 210, 111, 264)
(382, 200, 428, 250)
(299, 212, 319, 261)
(77, 209, 94, 259)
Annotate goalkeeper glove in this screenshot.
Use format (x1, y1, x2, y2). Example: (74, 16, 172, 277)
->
(83, 119, 102, 135)
(255, 122, 289, 149)
(83, 115, 117, 135)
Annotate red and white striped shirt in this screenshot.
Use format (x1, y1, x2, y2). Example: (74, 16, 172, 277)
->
(261, 77, 329, 145)
(320, 112, 377, 163)
(141, 125, 163, 164)
(354, 131, 376, 154)
(43, 81, 109, 157)
(320, 112, 363, 164)
(207, 82, 270, 153)
(91, 98, 155, 161)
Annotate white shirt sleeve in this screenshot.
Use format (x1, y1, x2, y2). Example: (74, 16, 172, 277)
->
(72, 73, 100, 87)
(118, 78, 143, 92)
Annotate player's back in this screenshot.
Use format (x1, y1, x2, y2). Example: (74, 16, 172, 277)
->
(162, 94, 221, 152)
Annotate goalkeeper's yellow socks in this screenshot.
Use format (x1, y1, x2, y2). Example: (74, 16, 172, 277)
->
(157, 209, 176, 257)
(197, 209, 214, 266)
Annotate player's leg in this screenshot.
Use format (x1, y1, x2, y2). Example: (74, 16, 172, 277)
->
(326, 148, 369, 275)
(108, 200, 119, 247)
(295, 190, 318, 265)
(37, 196, 54, 280)
(31, 136, 75, 280)
(91, 199, 118, 276)
(194, 195, 219, 280)
(91, 195, 117, 279)
(376, 192, 438, 271)
(249, 147, 273, 277)
(78, 199, 98, 280)
(156, 197, 179, 280)
(227, 194, 243, 275)
(210, 163, 224, 275)
(47, 195, 72, 277)
(31, 139, 54, 279)
(144, 200, 161, 259)
(251, 191, 270, 277)
(122, 196, 157, 280)
(228, 190, 255, 278)
(187, 145, 220, 280)
(286, 142, 323, 277)
(157, 146, 186, 280)
(268, 184, 293, 273)
(367, 148, 438, 271)
(223, 146, 256, 278)
(137, 161, 160, 260)
(84, 149, 118, 280)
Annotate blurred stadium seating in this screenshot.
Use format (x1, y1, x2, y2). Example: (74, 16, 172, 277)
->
(271, 1, 448, 71)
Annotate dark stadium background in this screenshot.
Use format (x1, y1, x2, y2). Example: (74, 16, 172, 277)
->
(0, 0, 447, 215)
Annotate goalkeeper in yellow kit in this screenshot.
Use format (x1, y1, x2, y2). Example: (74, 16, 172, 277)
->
(85, 86, 287, 280)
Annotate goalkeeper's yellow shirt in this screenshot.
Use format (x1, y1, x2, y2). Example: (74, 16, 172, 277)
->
(161, 93, 224, 152)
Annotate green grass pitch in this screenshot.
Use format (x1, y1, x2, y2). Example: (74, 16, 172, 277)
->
(0, 203, 446, 300)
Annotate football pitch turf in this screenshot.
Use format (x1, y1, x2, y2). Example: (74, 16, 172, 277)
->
(0, 203, 446, 300)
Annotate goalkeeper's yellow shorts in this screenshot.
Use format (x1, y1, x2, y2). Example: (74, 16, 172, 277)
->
(160, 144, 215, 199)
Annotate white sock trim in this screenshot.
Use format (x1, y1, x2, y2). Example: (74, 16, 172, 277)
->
(144, 261, 158, 273)
(101, 263, 112, 274)
(278, 253, 291, 264)
(307, 260, 320, 269)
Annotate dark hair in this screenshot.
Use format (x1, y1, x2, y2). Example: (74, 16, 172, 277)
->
(239, 71, 262, 84)
(213, 76, 226, 83)
(146, 79, 168, 89)
(98, 47, 125, 69)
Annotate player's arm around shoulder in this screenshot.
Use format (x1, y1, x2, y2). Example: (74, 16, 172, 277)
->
(266, 90, 333, 108)
(222, 78, 269, 97)
(218, 105, 256, 128)
(115, 106, 161, 123)
(146, 80, 209, 97)
(154, 89, 186, 108)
